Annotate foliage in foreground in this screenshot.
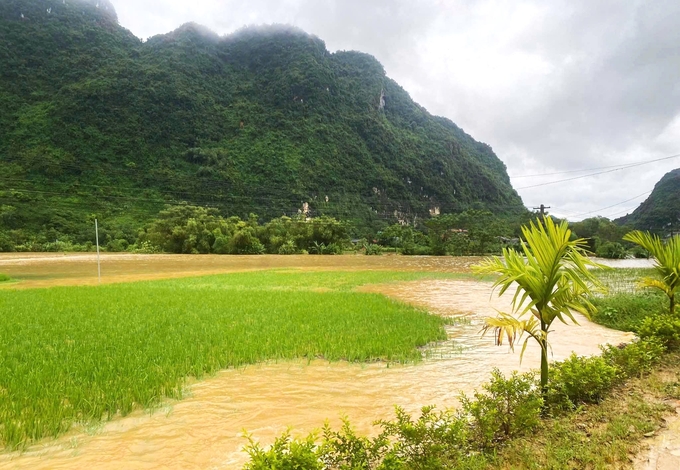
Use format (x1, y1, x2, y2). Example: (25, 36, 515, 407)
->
(243, 340, 668, 469)
(473, 217, 603, 395)
(623, 230, 680, 315)
(0, 270, 451, 448)
(245, 370, 542, 470)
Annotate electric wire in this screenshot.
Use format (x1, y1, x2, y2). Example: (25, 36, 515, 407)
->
(563, 190, 653, 220)
(509, 154, 680, 179)
(515, 153, 680, 190)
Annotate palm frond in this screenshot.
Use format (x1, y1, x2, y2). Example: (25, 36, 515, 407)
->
(480, 313, 546, 362)
(624, 231, 680, 299)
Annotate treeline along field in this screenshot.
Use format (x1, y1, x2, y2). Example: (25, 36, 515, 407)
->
(0, 270, 451, 448)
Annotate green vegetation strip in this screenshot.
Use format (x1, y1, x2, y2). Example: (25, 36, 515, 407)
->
(490, 358, 674, 469)
(0, 270, 456, 448)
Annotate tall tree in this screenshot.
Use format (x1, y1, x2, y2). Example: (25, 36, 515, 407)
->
(473, 217, 603, 395)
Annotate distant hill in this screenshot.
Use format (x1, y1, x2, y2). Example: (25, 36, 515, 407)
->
(0, 0, 525, 244)
(616, 168, 680, 233)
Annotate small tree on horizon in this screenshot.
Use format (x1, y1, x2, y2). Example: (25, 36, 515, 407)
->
(623, 230, 680, 316)
(473, 217, 604, 396)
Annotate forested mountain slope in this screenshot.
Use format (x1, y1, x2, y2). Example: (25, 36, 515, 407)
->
(616, 168, 680, 233)
(0, 0, 525, 244)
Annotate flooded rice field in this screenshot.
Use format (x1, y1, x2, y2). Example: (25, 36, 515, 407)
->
(0, 252, 636, 470)
(0, 255, 631, 469)
(0, 253, 478, 289)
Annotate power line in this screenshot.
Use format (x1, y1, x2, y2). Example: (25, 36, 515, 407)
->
(597, 205, 640, 220)
(509, 154, 680, 179)
(565, 190, 652, 220)
(515, 153, 680, 189)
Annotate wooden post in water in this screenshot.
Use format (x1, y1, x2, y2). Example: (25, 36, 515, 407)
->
(95, 218, 101, 284)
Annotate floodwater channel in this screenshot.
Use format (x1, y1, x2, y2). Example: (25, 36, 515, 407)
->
(0, 255, 643, 469)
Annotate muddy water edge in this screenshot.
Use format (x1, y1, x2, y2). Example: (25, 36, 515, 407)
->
(0, 255, 636, 469)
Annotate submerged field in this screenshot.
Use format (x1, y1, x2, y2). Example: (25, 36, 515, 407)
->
(0, 270, 459, 448)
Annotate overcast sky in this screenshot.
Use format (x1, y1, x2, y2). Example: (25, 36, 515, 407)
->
(112, 0, 680, 220)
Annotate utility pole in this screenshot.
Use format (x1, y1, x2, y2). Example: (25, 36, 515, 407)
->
(533, 204, 551, 216)
(95, 219, 101, 284)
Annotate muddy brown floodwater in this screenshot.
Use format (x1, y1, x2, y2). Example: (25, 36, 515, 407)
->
(0, 253, 477, 288)
(0, 255, 636, 469)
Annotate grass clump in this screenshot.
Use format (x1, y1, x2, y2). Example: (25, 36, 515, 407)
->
(0, 273, 10, 282)
(590, 267, 667, 332)
(0, 270, 453, 448)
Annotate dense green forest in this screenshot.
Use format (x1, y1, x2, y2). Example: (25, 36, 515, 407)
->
(0, 198, 644, 259)
(616, 168, 680, 232)
(0, 0, 526, 250)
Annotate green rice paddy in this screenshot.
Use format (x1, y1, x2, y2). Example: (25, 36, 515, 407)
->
(0, 270, 458, 448)
(591, 267, 657, 294)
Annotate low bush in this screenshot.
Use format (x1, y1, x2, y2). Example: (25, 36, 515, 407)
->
(400, 243, 431, 256)
(638, 314, 680, 350)
(308, 242, 343, 255)
(244, 431, 321, 470)
(549, 354, 618, 405)
(0, 273, 10, 282)
(319, 419, 390, 470)
(364, 244, 383, 255)
(379, 406, 469, 469)
(322, 243, 343, 255)
(277, 240, 299, 254)
(601, 338, 665, 379)
(596, 241, 627, 259)
(460, 369, 542, 450)
(106, 238, 129, 252)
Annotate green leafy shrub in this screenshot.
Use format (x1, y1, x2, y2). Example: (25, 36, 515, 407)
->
(364, 244, 383, 255)
(318, 419, 390, 469)
(106, 238, 129, 252)
(460, 369, 542, 450)
(400, 243, 431, 256)
(243, 431, 322, 470)
(321, 243, 342, 255)
(600, 339, 665, 379)
(595, 241, 627, 259)
(0, 274, 10, 282)
(638, 314, 680, 349)
(212, 236, 230, 254)
(228, 229, 265, 255)
(277, 240, 299, 255)
(549, 354, 618, 405)
(630, 246, 650, 258)
(0, 232, 15, 252)
(129, 240, 161, 254)
(307, 241, 342, 255)
(379, 406, 469, 469)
